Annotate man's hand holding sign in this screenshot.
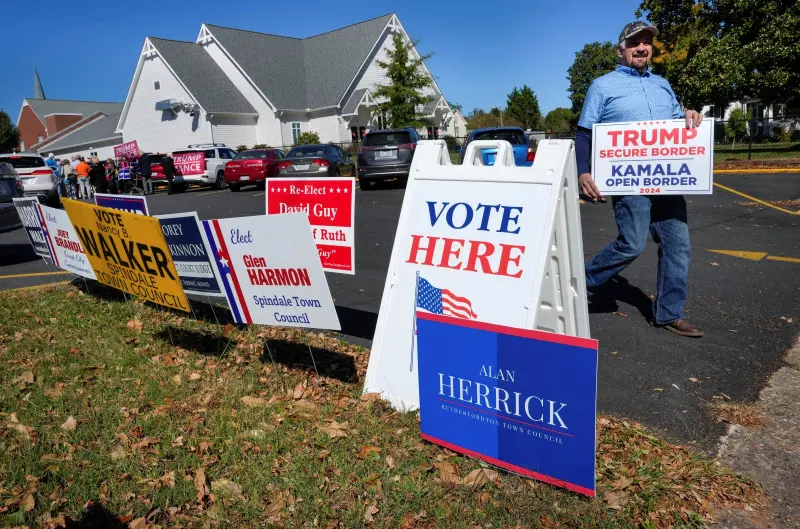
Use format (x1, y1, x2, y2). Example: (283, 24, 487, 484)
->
(574, 21, 706, 338)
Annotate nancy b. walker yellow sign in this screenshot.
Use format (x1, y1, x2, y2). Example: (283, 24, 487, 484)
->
(62, 199, 190, 312)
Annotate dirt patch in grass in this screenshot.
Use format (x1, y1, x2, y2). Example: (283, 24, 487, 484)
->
(0, 283, 764, 528)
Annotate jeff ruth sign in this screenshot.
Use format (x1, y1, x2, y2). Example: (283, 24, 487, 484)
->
(592, 119, 713, 195)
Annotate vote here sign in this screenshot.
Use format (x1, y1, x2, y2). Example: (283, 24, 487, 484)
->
(62, 199, 190, 312)
(202, 213, 340, 330)
(592, 119, 713, 195)
(266, 178, 356, 274)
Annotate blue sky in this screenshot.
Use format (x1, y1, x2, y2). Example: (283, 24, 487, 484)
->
(4, 0, 643, 123)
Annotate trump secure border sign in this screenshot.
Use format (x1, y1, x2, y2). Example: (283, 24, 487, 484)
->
(62, 199, 190, 312)
(592, 119, 713, 195)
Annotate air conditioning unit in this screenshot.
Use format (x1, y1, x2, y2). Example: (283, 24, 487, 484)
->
(155, 100, 199, 115)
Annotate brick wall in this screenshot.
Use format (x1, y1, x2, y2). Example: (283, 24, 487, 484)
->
(18, 106, 45, 151)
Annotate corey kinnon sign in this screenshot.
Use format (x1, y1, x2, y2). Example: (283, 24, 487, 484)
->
(202, 213, 340, 330)
(62, 199, 190, 312)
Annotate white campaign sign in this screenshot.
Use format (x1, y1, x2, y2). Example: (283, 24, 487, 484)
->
(592, 119, 714, 195)
(38, 204, 96, 279)
(363, 139, 590, 410)
(202, 213, 340, 330)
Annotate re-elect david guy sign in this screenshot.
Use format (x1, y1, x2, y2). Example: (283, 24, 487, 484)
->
(266, 177, 356, 274)
(156, 212, 224, 297)
(12, 197, 52, 259)
(62, 199, 190, 312)
(418, 313, 598, 496)
(592, 119, 713, 195)
(38, 204, 96, 280)
(202, 213, 340, 330)
(95, 193, 149, 216)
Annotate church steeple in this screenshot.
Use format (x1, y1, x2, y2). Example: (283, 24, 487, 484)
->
(33, 66, 46, 99)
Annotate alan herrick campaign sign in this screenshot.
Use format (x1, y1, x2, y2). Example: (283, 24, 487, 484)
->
(592, 119, 713, 195)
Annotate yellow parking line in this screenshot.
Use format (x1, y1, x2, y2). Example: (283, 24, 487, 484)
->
(0, 271, 70, 280)
(766, 255, 800, 264)
(713, 182, 800, 215)
(715, 168, 800, 174)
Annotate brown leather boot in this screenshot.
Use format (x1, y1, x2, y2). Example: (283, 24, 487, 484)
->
(661, 319, 704, 338)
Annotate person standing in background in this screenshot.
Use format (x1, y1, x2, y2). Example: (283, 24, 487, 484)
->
(162, 153, 176, 195)
(105, 159, 118, 194)
(75, 157, 91, 199)
(60, 158, 73, 198)
(139, 152, 153, 195)
(90, 157, 106, 195)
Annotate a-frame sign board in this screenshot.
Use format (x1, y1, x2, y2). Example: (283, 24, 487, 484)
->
(363, 139, 590, 410)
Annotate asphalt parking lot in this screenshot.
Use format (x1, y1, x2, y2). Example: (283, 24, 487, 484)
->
(1, 173, 797, 449)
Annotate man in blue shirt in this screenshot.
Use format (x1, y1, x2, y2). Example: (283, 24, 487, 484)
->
(575, 21, 704, 338)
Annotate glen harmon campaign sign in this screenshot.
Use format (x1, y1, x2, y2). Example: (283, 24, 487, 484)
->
(174, 152, 206, 177)
(417, 313, 598, 496)
(95, 193, 149, 216)
(113, 140, 141, 161)
(156, 212, 224, 297)
(592, 119, 713, 195)
(38, 204, 96, 280)
(202, 213, 340, 330)
(12, 197, 52, 259)
(62, 199, 190, 312)
(266, 177, 356, 274)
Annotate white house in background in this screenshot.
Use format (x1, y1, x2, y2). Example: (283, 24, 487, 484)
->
(116, 13, 459, 153)
(702, 100, 799, 139)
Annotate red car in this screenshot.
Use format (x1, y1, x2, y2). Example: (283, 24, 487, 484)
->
(224, 149, 288, 192)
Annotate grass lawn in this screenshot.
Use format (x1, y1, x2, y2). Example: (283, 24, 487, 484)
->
(713, 141, 800, 161)
(0, 283, 762, 528)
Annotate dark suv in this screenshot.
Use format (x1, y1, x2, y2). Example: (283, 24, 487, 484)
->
(357, 128, 422, 189)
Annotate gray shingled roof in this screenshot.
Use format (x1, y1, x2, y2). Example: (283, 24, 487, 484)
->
(149, 38, 256, 115)
(205, 13, 393, 111)
(342, 88, 369, 115)
(40, 113, 122, 151)
(25, 99, 123, 122)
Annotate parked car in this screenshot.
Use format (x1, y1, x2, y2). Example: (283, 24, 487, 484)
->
(170, 144, 239, 190)
(278, 144, 355, 178)
(0, 162, 25, 233)
(0, 153, 59, 205)
(224, 148, 288, 191)
(356, 128, 422, 189)
(460, 127, 535, 167)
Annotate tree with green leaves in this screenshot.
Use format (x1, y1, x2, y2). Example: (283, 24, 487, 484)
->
(0, 110, 20, 153)
(725, 108, 748, 147)
(543, 108, 575, 133)
(373, 33, 435, 129)
(567, 42, 617, 117)
(638, 0, 800, 108)
(449, 102, 463, 112)
(505, 85, 541, 131)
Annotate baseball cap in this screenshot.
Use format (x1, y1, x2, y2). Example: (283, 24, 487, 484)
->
(619, 21, 658, 44)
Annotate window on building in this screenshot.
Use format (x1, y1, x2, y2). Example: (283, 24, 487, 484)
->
(291, 122, 301, 143)
(19, 140, 25, 151)
(37, 136, 43, 143)
(154, 81, 160, 90)
(455, 125, 460, 137)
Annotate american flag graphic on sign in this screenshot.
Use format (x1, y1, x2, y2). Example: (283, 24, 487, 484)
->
(416, 276, 477, 320)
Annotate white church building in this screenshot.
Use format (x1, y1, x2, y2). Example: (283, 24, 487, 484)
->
(116, 13, 467, 153)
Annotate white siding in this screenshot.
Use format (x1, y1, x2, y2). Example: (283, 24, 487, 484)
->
(55, 141, 117, 162)
(211, 116, 257, 148)
(121, 54, 212, 153)
(354, 31, 438, 101)
(280, 113, 307, 146)
(308, 109, 342, 143)
(202, 41, 283, 147)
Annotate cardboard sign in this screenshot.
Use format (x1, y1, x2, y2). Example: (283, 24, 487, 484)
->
(38, 204, 97, 279)
(114, 140, 141, 161)
(202, 213, 340, 330)
(12, 197, 51, 259)
(95, 193, 149, 216)
(364, 140, 589, 411)
(592, 119, 714, 195)
(174, 152, 206, 176)
(266, 177, 356, 274)
(417, 312, 598, 497)
(156, 212, 225, 297)
(62, 199, 190, 312)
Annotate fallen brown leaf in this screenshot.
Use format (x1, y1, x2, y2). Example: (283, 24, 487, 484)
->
(385, 455, 395, 470)
(14, 371, 34, 386)
(212, 479, 244, 500)
(462, 468, 498, 489)
(110, 445, 127, 460)
(127, 319, 143, 332)
(433, 461, 461, 485)
(240, 396, 267, 407)
(21, 493, 35, 512)
(146, 471, 176, 489)
(319, 420, 349, 439)
(611, 476, 633, 490)
(611, 311, 628, 318)
(604, 491, 629, 510)
(689, 377, 699, 383)
(293, 399, 317, 411)
(364, 504, 379, 523)
(60, 416, 77, 432)
(357, 445, 382, 459)
(194, 468, 210, 502)
(292, 382, 306, 400)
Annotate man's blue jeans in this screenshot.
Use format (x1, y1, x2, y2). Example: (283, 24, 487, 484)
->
(585, 195, 690, 325)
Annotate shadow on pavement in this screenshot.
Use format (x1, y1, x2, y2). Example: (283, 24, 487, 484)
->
(335, 305, 378, 340)
(0, 243, 41, 267)
(588, 275, 654, 322)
